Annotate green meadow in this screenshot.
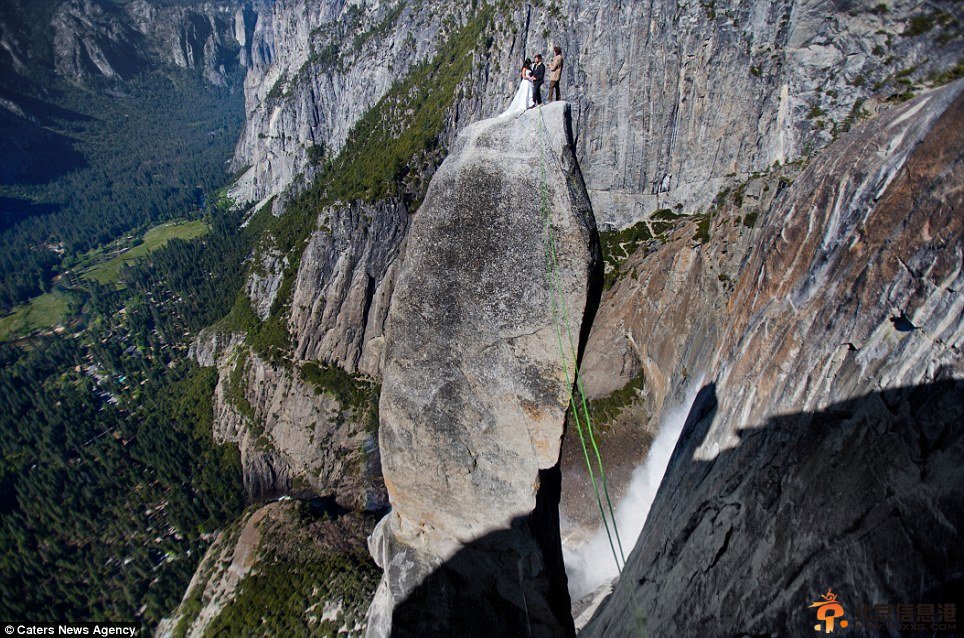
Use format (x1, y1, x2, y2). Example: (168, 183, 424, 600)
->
(0, 220, 210, 341)
(0, 291, 72, 341)
(82, 220, 210, 285)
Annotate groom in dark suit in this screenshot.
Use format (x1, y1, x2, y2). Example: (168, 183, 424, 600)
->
(531, 54, 546, 106)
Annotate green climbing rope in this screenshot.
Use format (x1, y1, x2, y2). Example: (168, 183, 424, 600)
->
(534, 108, 626, 571)
(534, 105, 648, 637)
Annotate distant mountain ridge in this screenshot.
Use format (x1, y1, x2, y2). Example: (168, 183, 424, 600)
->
(0, 0, 256, 86)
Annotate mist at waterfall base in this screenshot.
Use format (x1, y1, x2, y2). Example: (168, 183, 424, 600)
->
(563, 378, 704, 601)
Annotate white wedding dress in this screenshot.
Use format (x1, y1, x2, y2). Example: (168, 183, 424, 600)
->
(499, 74, 534, 117)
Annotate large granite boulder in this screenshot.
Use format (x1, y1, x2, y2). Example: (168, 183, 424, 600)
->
(583, 82, 964, 637)
(366, 101, 598, 637)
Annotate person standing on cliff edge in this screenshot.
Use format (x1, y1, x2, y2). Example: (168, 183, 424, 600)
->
(548, 45, 563, 101)
(530, 54, 546, 107)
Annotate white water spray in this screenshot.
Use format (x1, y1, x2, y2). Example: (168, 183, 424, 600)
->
(563, 376, 704, 601)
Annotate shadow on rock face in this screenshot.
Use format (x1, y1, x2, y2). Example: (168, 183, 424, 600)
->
(387, 467, 575, 638)
(583, 377, 964, 637)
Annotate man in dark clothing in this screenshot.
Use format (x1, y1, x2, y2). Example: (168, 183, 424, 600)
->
(530, 54, 546, 107)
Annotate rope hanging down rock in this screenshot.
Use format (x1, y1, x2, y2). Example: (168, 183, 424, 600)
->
(535, 108, 626, 571)
(535, 105, 648, 637)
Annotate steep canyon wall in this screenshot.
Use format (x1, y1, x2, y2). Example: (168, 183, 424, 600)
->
(583, 80, 964, 638)
(172, 0, 964, 634)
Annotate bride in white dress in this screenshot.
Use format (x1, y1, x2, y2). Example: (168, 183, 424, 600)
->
(499, 58, 535, 117)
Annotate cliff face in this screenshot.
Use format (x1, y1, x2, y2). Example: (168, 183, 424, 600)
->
(201, 4, 504, 504)
(0, 0, 257, 88)
(231, 0, 962, 225)
(229, 0, 474, 204)
(560, 161, 804, 573)
(581, 81, 964, 637)
(289, 199, 409, 376)
(560, 0, 962, 226)
(194, 201, 409, 508)
(215, 2, 962, 502)
(194, 332, 384, 509)
(366, 102, 596, 637)
(51, 0, 144, 81)
(49, 0, 254, 85)
(209, 4, 961, 512)
(160, 499, 380, 638)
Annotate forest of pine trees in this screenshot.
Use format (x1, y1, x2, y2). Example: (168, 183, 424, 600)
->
(0, 30, 255, 622)
(0, 200, 265, 628)
(0, 68, 245, 310)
